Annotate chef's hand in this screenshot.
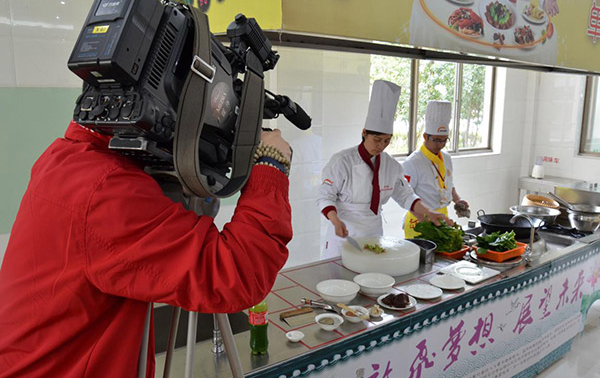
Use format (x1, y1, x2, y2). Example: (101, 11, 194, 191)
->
(454, 199, 469, 210)
(326, 210, 349, 238)
(543, 0, 559, 17)
(424, 211, 454, 226)
(261, 129, 292, 161)
(413, 200, 453, 226)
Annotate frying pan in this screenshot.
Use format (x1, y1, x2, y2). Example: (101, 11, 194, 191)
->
(477, 210, 544, 239)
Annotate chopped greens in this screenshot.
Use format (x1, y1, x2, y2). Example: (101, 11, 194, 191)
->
(414, 221, 465, 253)
(363, 243, 386, 254)
(476, 230, 517, 254)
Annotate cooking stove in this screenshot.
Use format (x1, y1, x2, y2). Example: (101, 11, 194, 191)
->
(539, 224, 591, 239)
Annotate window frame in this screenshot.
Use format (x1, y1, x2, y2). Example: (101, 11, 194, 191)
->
(382, 58, 496, 156)
(580, 76, 600, 157)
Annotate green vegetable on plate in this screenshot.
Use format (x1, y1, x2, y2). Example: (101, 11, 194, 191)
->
(476, 230, 517, 254)
(414, 220, 465, 253)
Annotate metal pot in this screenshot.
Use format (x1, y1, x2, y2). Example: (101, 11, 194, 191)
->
(547, 192, 600, 214)
(567, 210, 600, 233)
(406, 238, 437, 265)
(509, 205, 560, 224)
(477, 210, 544, 239)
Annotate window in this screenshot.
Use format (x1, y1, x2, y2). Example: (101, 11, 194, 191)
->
(581, 76, 600, 156)
(370, 56, 495, 155)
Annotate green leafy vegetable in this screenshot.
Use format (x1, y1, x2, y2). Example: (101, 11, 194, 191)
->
(363, 243, 386, 254)
(476, 230, 517, 254)
(414, 221, 465, 252)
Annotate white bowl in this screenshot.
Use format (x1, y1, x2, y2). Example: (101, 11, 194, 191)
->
(316, 279, 360, 304)
(285, 330, 305, 343)
(315, 313, 344, 331)
(341, 305, 369, 323)
(353, 273, 395, 297)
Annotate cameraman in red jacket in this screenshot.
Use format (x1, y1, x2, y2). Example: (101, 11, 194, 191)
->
(0, 121, 293, 377)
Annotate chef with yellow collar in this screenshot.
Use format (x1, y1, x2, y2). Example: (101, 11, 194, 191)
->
(317, 82, 452, 259)
(402, 100, 470, 238)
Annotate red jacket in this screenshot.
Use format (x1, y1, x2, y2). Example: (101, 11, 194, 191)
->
(0, 121, 292, 377)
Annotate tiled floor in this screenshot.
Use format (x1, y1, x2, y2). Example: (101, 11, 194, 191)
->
(537, 300, 600, 378)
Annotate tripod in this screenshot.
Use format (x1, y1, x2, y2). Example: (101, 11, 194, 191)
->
(136, 175, 245, 378)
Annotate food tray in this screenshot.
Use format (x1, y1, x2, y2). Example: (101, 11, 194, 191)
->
(436, 245, 470, 259)
(476, 242, 526, 263)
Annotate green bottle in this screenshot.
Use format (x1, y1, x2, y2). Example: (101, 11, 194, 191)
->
(248, 300, 268, 355)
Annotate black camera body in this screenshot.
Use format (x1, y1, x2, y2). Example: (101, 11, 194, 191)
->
(69, 0, 309, 197)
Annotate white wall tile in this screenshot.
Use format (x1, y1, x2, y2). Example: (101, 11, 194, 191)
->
(0, 35, 16, 86)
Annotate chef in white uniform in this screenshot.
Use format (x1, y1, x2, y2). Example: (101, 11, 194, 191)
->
(317, 81, 452, 259)
(402, 100, 470, 238)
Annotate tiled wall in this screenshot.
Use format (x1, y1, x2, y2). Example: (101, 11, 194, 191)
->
(1, 1, 596, 269)
(530, 72, 600, 184)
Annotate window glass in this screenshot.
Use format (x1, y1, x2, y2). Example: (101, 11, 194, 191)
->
(459, 65, 493, 150)
(417, 61, 457, 148)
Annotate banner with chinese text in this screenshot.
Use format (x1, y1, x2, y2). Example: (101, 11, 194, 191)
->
(197, 0, 600, 74)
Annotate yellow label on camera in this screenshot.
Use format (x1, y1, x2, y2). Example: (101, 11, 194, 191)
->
(92, 25, 110, 34)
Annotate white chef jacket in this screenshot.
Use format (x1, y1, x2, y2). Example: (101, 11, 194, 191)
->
(317, 145, 419, 258)
(402, 149, 454, 210)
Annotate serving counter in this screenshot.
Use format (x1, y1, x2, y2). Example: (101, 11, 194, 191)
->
(156, 234, 600, 378)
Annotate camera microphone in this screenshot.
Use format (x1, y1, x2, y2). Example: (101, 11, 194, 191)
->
(264, 90, 312, 130)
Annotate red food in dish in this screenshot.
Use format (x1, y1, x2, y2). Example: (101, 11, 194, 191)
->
(448, 7, 485, 37)
(514, 25, 535, 45)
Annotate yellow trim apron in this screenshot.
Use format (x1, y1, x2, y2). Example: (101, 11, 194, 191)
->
(403, 145, 450, 238)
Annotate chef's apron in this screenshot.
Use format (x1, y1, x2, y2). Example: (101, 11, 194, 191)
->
(403, 146, 452, 238)
(323, 163, 383, 259)
(403, 206, 448, 238)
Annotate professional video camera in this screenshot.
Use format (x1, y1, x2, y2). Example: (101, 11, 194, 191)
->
(68, 0, 310, 198)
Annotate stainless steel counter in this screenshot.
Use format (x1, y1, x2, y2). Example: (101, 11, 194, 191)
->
(154, 234, 599, 378)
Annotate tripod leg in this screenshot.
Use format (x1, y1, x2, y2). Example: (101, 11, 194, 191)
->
(162, 307, 181, 378)
(137, 303, 153, 378)
(185, 311, 198, 378)
(215, 313, 245, 378)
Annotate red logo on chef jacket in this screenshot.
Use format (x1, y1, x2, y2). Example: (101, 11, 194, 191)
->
(404, 175, 411, 183)
(381, 185, 393, 192)
(249, 310, 268, 326)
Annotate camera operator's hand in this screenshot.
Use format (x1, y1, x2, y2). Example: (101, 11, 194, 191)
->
(261, 129, 292, 161)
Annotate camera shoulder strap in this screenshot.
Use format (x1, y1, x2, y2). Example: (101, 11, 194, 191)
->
(174, 6, 263, 198)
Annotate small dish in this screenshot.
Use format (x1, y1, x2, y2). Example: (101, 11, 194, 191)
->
(315, 313, 344, 331)
(429, 274, 466, 291)
(369, 304, 385, 318)
(341, 305, 369, 323)
(377, 293, 417, 311)
(285, 330, 305, 343)
(404, 284, 443, 300)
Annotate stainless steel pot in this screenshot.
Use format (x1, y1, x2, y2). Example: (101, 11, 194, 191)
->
(567, 211, 600, 232)
(547, 192, 600, 214)
(509, 205, 560, 224)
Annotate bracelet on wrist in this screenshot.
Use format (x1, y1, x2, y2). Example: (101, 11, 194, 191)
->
(253, 142, 290, 176)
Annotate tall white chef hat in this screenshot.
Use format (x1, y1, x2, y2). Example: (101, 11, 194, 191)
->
(364, 80, 401, 134)
(425, 100, 452, 136)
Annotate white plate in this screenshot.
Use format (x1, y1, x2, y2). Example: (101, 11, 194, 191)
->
(446, 0, 475, 5)
(377, 293, 417, 311)
(440, 261, 501, 285)
(405, 284, 443, 300)
(429, 274, 466, 290)
(522, 7, 547, 25)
